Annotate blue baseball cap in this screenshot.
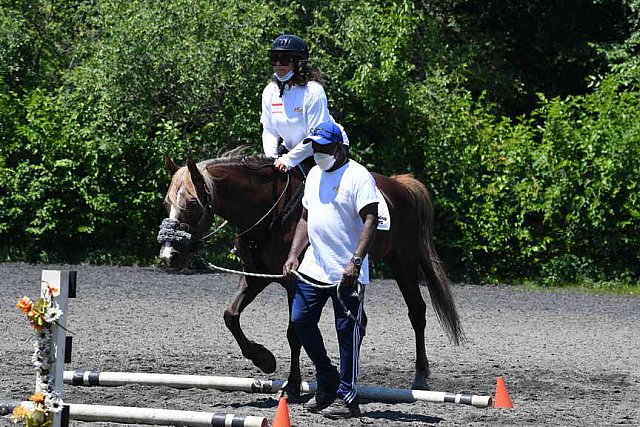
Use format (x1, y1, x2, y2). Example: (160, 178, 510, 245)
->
(304, 121, 343, 145)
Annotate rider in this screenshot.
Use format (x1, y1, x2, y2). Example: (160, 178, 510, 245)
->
(261, 34, 349, 174)
(283, 120, 378, 420)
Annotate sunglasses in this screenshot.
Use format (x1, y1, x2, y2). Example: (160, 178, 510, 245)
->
(268, 53, 294, 66)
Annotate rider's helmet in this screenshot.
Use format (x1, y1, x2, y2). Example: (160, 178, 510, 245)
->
(269, 34, 309, 60)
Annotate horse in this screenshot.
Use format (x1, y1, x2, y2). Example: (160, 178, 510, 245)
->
(157, 148, 465, 396)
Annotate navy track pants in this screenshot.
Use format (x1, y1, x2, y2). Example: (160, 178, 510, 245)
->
(291, 278, 367, 403)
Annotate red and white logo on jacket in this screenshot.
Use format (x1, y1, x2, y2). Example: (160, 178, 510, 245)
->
(272, 103, 284, 115)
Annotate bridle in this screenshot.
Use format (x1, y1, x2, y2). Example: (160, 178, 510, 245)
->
(156, 181, 216, 249)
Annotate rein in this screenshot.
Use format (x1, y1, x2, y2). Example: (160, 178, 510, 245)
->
(234, 172, 290, 239)
(200, 168, 290, 242)
(159, 162, 292, 248)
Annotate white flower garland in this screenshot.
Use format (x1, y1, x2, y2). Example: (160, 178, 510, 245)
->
(34, 328, 64, 410)
(13, 283, 64, 426)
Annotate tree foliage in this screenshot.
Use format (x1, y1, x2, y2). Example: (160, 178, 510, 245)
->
(419, 0, 634, 115)
(411, 69, 640, 283)
(0, 0, 638, 286)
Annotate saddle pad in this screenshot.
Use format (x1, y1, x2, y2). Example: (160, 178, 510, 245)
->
(376, 187, 391, 231)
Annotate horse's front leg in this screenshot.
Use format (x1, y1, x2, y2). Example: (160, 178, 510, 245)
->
(281, 281, 303, 400)
(223, 276, 276, 373)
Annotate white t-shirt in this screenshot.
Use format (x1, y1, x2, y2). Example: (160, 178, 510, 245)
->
(260, 80, 349, 169)
(298, 160, 378, 284)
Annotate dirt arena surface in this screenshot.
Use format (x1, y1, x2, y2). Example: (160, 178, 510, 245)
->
(1, 263, 638, 426)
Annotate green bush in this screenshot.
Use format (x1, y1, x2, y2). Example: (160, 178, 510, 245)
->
(0, 0, 638, 288)
(407, 68, 640, 283)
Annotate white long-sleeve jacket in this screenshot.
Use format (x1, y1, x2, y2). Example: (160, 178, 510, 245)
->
(260, 80, 349, 169)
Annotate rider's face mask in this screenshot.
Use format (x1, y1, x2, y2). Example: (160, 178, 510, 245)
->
(314, 146, 337, 171)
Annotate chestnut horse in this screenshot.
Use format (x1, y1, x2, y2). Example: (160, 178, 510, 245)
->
(158, 148, 464, 396)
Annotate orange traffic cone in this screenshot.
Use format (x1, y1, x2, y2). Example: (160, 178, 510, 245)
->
(272, 396, 291, 427)
(494, 376, 514, 409)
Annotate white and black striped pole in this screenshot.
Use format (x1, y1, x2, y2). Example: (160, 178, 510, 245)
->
(64, 370, 492, 408)
(65, 370, 271, 393)
(0, 401, 267, 427)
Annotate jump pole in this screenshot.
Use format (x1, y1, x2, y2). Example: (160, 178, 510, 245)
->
(0, 401, 268, 427)
(64, 370, 493, 408)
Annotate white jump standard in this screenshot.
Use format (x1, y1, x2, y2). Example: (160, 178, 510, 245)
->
(65, 369, 493, 408)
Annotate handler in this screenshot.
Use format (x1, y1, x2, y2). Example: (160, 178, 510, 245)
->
(283, 120, 378, 419)
(261, 34, 349, 173)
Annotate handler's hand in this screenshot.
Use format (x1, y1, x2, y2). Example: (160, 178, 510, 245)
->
(340, 262, 360, 287)
(283, 255, 299, 277)
(274, 158, 289, 172)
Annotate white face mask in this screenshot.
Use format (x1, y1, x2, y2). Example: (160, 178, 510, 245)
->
(274, 70, 294, 82)
(313, 152, 336, 171)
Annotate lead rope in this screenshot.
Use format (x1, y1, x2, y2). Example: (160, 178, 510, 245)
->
(197, 255, 365, 330)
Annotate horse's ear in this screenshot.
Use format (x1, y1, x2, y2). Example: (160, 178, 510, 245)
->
(186, 156, 204, 185)
(165, 155, 180, 176)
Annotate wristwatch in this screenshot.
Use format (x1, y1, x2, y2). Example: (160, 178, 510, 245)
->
(351, 256, 363, 268)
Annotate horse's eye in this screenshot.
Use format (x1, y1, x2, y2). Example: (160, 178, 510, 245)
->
(179, 223, 191, 232)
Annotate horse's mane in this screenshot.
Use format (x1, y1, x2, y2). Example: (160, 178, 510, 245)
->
(165, 146, 275, 211)
(199, 146, 273, 170)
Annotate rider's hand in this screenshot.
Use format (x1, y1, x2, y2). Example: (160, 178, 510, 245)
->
(340, 262, 360, 287)
(274, 158, 289, 172)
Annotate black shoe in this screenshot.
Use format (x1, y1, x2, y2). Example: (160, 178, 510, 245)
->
(303, 390, 336, 413)
(320, 399, 362, 419)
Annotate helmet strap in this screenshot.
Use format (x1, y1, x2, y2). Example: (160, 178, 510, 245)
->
(274, 71, 295, 97)
(277, 80, 286, 97)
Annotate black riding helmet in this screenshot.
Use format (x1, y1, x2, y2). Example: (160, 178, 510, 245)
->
(269, 34, 309, 60)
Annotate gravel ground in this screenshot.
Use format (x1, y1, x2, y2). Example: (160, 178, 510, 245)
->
(1, 263, 638, 426)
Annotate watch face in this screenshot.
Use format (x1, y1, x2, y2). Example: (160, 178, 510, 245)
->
(352, 257, 363, 266)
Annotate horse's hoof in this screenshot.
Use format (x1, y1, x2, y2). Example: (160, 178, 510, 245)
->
(281, 380, 302, 401)
(250, 345, 277, 373)
(411, 378, 429, 390)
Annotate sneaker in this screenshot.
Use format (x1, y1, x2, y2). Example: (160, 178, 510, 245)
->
(303, 390, 336, 413)
(320, 398, 362, 419)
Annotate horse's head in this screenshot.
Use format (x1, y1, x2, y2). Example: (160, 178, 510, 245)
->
(158, 155, 215, 270)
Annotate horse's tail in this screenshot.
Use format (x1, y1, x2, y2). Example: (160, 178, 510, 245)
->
(391, 174, 466, 346)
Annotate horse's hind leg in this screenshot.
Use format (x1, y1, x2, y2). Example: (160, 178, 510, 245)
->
(223, 276, 276, 373)
(385, 254, 430, 390)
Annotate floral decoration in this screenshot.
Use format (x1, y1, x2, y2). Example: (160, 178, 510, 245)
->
(12, 281, 64, 426)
